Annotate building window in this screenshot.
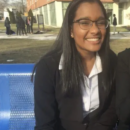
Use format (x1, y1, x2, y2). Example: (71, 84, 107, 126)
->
(62, 2, 70, 18)
(49, 2, 56, 26)
(43, 5, 49, 25)
(39, 7, 42, 14)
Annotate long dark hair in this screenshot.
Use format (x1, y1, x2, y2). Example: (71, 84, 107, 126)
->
(32, 0, 111, 96)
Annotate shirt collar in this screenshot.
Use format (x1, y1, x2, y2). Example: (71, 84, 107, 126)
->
(59, 53, 102, 77)
(88, 53, 102, 78)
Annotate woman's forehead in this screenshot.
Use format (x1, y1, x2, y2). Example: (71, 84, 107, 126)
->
(74, 2, 105, 21)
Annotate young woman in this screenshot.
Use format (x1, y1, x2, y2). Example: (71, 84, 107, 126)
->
(4, 17, 11, 35)
(33, 0, 117, 130)
(116, 49, 130, 130)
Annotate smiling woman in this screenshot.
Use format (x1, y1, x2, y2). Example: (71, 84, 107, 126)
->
(32, 0, 117, 130)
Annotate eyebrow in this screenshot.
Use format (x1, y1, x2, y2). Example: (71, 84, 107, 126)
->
(75, 16, 106, 21)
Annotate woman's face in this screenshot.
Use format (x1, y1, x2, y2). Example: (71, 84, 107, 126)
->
(71, 2, 107, 55)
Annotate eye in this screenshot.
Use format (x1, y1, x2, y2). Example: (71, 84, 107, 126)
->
(79, 20, 90, 25)
(97, 20, 106, 25)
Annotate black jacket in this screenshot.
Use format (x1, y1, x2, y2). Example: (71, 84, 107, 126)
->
(116, 49, 130, 130)
(4, 20, 10, 27)
(34, 50, 117, 130)
(113, 17, 117, 26)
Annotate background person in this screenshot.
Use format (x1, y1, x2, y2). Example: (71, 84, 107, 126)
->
(33, 0, 117, 130)
(20, 17, 27, 36)
(26, 17, 30, 34)
(16, 16, 21, 35)
(113, 14, 117, 35)
(4, 17, 11, 35)
(116, 49, 130, 130)
(30, 17, 33, 34)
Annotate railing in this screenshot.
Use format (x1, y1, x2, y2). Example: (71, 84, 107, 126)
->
(0, 64, 35, 130)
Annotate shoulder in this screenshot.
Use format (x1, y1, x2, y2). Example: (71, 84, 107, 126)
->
(109, 49, 117, 63)
(118, 48, 130, 59)
(36, 51, 62, 73)
(117, 48, 130, 66)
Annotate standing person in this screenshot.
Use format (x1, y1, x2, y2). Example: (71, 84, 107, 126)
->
(30, 17, 33, 34)
(26, 17, 30, 34)
(113, 14, 117, 35)
(4, 17, 11, 35)
(20, 17, 27, 36)
(116, 49, 130, 130)
(33, 0, 117, 130)
(16, 16, 21, 35)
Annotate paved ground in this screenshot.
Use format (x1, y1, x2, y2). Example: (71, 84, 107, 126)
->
(0, 31, 130, 40)
(0, 33, 57, 40)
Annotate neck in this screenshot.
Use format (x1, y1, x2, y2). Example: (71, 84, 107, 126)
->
(78, 49, 96, 76)
(77, 49, 96, 62)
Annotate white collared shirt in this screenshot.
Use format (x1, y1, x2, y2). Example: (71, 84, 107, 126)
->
(59, 53, 102, 117)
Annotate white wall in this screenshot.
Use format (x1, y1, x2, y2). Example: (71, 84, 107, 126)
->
(123, 2, 130, 25)
(47, 4, 51, 26)
(55, 1, 63, 27)
(33, 1, 63, 27)
(113, 3, 119, 25)
(4, 11, 9, 20)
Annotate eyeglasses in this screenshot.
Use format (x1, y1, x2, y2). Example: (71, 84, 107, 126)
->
(73, 19, 109, 30)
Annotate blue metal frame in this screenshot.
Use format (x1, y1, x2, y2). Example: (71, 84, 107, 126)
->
(0, 64, 34, 73)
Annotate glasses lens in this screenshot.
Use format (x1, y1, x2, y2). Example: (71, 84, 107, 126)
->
(79, 20, 91, 30)
(97, 20, 109, 29)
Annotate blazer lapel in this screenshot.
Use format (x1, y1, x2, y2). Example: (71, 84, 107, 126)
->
(55, 70, 84, 122)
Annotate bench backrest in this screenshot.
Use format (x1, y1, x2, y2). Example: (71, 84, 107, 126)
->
(0, 64, 35, 130)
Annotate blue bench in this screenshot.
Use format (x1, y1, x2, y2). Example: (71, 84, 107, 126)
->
(0, 64, 119, 130)
(0, 64, 35, 130)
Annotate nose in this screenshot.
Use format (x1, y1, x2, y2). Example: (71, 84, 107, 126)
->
(89, 22, 100, 34)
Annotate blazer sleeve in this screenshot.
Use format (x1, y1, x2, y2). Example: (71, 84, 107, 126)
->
(116, 49, 130, 129)
(34, 58, 58, 130)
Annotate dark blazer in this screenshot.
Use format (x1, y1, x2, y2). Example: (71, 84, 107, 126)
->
(34, 50, 117, 130)
(116, 49, 130, 130)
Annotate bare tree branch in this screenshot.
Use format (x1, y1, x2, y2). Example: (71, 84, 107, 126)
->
(11, 0, 26, 13)
(0, 0, 9, 11)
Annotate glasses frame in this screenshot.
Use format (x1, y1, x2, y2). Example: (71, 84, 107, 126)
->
(72, 18, 109, 30)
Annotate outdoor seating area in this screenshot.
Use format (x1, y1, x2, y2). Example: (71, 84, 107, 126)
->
(1, 0, 130, 129)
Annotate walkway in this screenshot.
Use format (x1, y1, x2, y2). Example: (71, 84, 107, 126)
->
(0, 32, 130, 40)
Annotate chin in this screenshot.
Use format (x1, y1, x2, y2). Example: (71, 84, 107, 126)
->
(88, 46, 102, 52)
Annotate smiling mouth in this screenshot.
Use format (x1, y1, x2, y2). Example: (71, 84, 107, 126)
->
(86, 38, 100, 41)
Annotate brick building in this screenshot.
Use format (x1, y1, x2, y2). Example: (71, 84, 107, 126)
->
(26, 0, 130, 27)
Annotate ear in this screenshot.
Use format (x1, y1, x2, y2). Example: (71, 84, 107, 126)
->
(70, 26, 74, 38)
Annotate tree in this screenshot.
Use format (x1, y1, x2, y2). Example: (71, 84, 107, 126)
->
(28, 9, 34, 26)
(10, 0, 26, 13)
(28, 9, 33, 17)
(0, 0, 9, 12)
(16, 11, 21, 18)
(7, 8, 16, 23)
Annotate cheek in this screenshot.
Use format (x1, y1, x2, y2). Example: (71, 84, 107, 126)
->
(72, 26, 87, 41)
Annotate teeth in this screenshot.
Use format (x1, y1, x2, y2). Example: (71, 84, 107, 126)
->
(87, 38, 99, 41)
